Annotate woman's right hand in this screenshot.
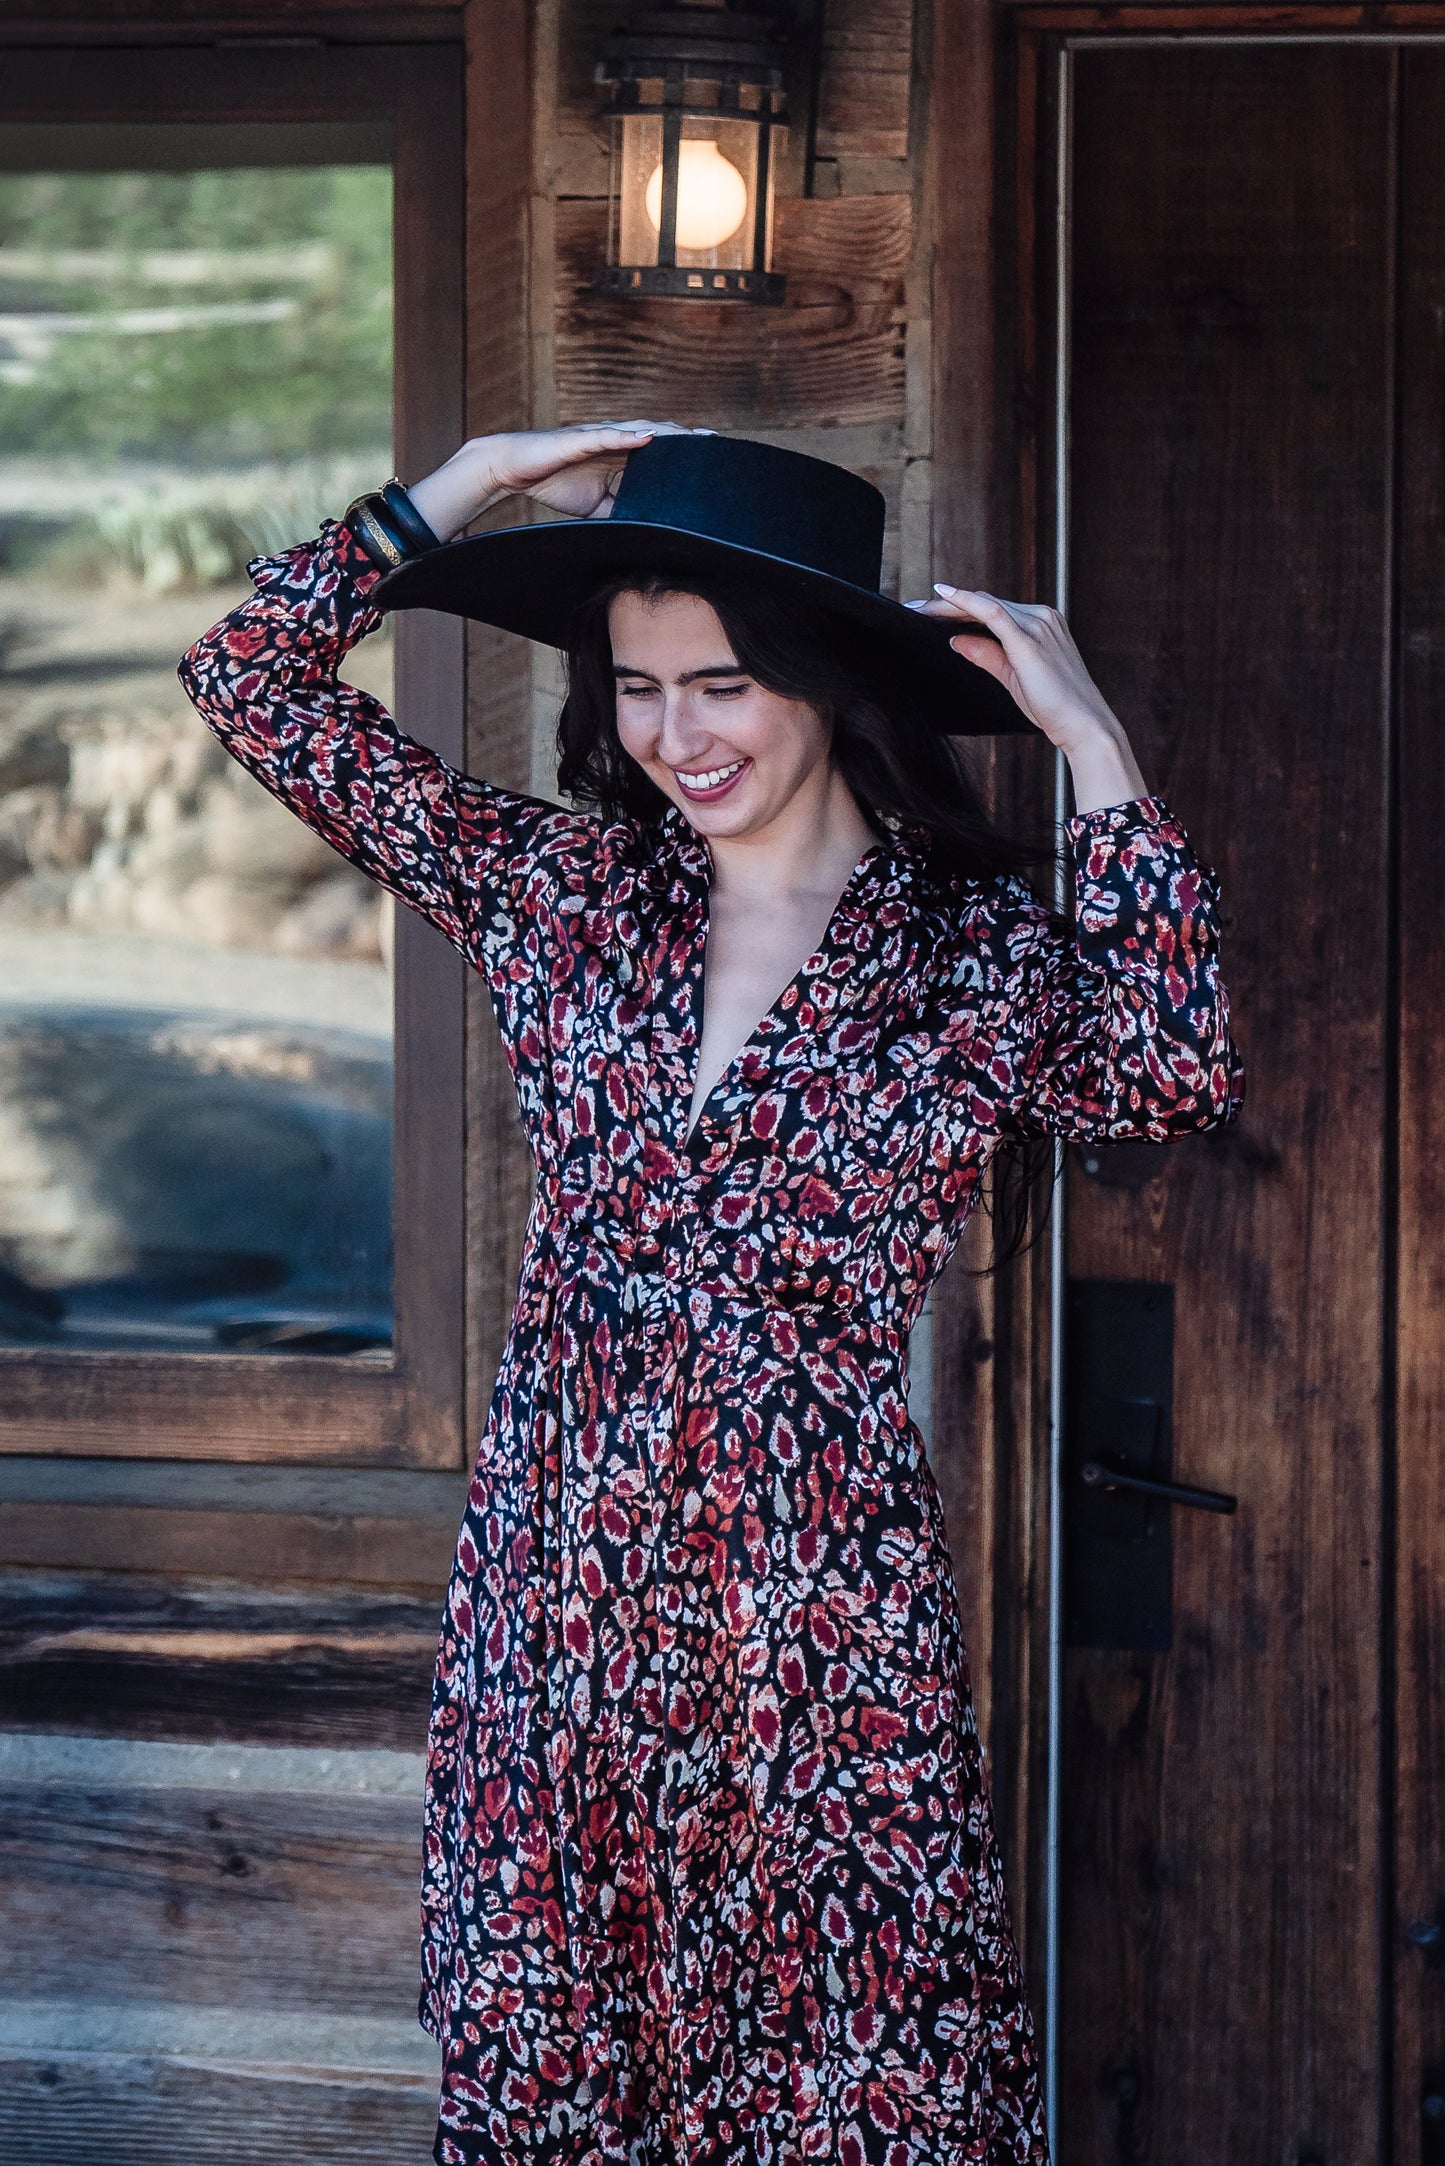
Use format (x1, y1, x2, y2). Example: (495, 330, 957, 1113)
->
(406, 421, 702, 543)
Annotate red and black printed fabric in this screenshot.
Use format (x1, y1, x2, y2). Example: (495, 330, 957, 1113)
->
(180, 522, 1243, 2166)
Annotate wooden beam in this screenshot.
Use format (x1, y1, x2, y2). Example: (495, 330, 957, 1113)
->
(0, 0, 460, 21)
(0, 1789, 426, 2018)
(0, 1355, 424, 1467)
(924, 0, 1056, 2003)
(0, 2, 461, 41)
(0, 1505, 457, 1589)
(0, 2051, 437, 2165)
(460, 0, 544, 1430)
(1013, 2, 1445, 25)
(0, 1572, 438, 1749)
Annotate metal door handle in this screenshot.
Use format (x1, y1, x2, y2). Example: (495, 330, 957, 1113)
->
(1079, 1460, 1237, 1515)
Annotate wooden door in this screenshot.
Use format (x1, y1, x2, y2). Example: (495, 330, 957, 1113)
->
(1042, 36, 1445, 2164)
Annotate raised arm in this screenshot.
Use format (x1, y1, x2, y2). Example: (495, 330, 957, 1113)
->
(912, 581, 1243, 1139)
(177, 421, 699, 975)
(177, 518, 564, 970)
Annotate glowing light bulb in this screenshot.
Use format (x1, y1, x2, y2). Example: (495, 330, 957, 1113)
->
(644, 139, 748, 252)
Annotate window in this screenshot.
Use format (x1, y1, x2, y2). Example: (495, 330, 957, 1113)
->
(0, 48, 464, 1465)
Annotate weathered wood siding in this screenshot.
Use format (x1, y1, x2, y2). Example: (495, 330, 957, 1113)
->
(0, 1561, 449, 2163)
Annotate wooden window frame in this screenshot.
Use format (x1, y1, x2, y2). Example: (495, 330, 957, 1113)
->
(0, 41, 468, 1468)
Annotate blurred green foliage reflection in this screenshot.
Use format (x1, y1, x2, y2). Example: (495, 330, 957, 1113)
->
(0, 166, 392, 465)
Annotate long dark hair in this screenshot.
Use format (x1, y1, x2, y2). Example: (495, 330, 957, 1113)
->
(555, 566, 1055, 1261)
(557, 568, 1041, 885)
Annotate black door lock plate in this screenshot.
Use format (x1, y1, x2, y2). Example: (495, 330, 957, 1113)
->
(1065, 1280, 1236, 1652)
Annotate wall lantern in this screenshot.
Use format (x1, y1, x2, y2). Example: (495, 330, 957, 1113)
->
(595, 2, 817, 304)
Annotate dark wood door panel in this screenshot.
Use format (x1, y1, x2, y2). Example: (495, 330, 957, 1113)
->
(1062, 46, 1391, 2160)
(1396, 48, 1445, 2166)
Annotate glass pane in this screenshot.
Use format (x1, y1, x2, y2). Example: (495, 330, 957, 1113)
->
(618, 114, 665, 269)
(0, 126, 394, 1356)
(674, 118, 758, 272)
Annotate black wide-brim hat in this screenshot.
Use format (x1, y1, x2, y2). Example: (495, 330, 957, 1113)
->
(372, 432, 1028, 736)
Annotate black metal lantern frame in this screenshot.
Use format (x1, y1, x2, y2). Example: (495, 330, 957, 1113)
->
(595, 5, 805, 304)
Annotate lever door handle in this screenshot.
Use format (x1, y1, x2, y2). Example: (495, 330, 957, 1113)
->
(1079, 1459, 1237, 1515)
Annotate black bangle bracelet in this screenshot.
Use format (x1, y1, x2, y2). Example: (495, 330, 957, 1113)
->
(342, 492, 409, 572)
(381, 478, 441, 554)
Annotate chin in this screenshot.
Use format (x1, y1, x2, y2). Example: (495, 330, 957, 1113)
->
(674, 791, 772, 838)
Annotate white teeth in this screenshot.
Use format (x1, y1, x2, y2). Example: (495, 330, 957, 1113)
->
(677, 759, 745, 790)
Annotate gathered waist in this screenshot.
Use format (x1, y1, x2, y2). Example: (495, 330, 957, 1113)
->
(536, 1178, 908, 1357)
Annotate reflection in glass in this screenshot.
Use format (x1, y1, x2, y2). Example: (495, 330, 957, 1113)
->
(0, 133, 395, 1353)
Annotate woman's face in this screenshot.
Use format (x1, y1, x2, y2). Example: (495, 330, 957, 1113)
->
(609, 589, 833, 841)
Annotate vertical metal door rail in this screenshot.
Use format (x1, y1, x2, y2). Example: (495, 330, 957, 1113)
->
(1044, 42, 1074, 2160)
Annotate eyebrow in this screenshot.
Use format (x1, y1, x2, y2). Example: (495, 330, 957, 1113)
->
(611, 662, 748, 685)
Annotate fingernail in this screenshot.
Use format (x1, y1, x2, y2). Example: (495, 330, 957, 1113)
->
(902, 599, 929, 610)
(933, 581, 962, 596)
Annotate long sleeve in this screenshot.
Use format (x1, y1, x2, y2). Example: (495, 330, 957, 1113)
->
(994, 793, 1244, 1143)
(176, 518, 601, 988)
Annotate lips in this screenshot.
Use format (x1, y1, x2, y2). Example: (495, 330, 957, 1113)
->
(674, 757, 750, 803)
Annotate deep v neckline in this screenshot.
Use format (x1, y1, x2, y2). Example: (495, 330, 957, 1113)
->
(677, 837, 887, 1152)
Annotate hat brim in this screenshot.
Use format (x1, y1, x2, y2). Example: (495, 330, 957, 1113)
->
(370, 519, 1031, 738)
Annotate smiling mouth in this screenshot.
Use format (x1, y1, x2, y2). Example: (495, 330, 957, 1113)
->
(674, 758, 749, 801)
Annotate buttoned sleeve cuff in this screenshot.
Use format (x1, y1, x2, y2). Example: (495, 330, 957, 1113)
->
(1064, 791, 1176, 848)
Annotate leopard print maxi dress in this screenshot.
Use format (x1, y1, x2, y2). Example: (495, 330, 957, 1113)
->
(179, 520, 1244, 2166)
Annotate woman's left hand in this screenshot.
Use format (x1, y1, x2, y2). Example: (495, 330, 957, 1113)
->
(908, 584, 1149, 814)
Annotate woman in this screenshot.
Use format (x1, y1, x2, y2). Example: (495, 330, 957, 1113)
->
(179, 421, 1242, 2166)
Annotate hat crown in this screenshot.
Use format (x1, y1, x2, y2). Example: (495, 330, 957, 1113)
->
(610, 433, 886, 595)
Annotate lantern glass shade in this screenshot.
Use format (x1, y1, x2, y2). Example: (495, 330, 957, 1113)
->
(595, 8, 793, 304)
(614, 113, 770, 280)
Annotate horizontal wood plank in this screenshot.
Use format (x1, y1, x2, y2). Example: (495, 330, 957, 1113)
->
(0, 1505, 458, 1589)
(0, 1788, 422, 2018)
(556, 195, 909, 429)
(0, 1349, 448, 1467)
(811, 155, 914, 197)
(0, 1459, 464, 1589)
(0, 1458, 468, 1516)
(818, 0, 913, 159)
(0, 1732, 422, 1795)
(1013, 2, 1445, 22)
(0, 0, 460, 24)
(0, 2051, 436, 2166)
(0, 1573, 438, 1750)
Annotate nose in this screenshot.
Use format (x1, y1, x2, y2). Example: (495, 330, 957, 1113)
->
(654, 691, 720, 768)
